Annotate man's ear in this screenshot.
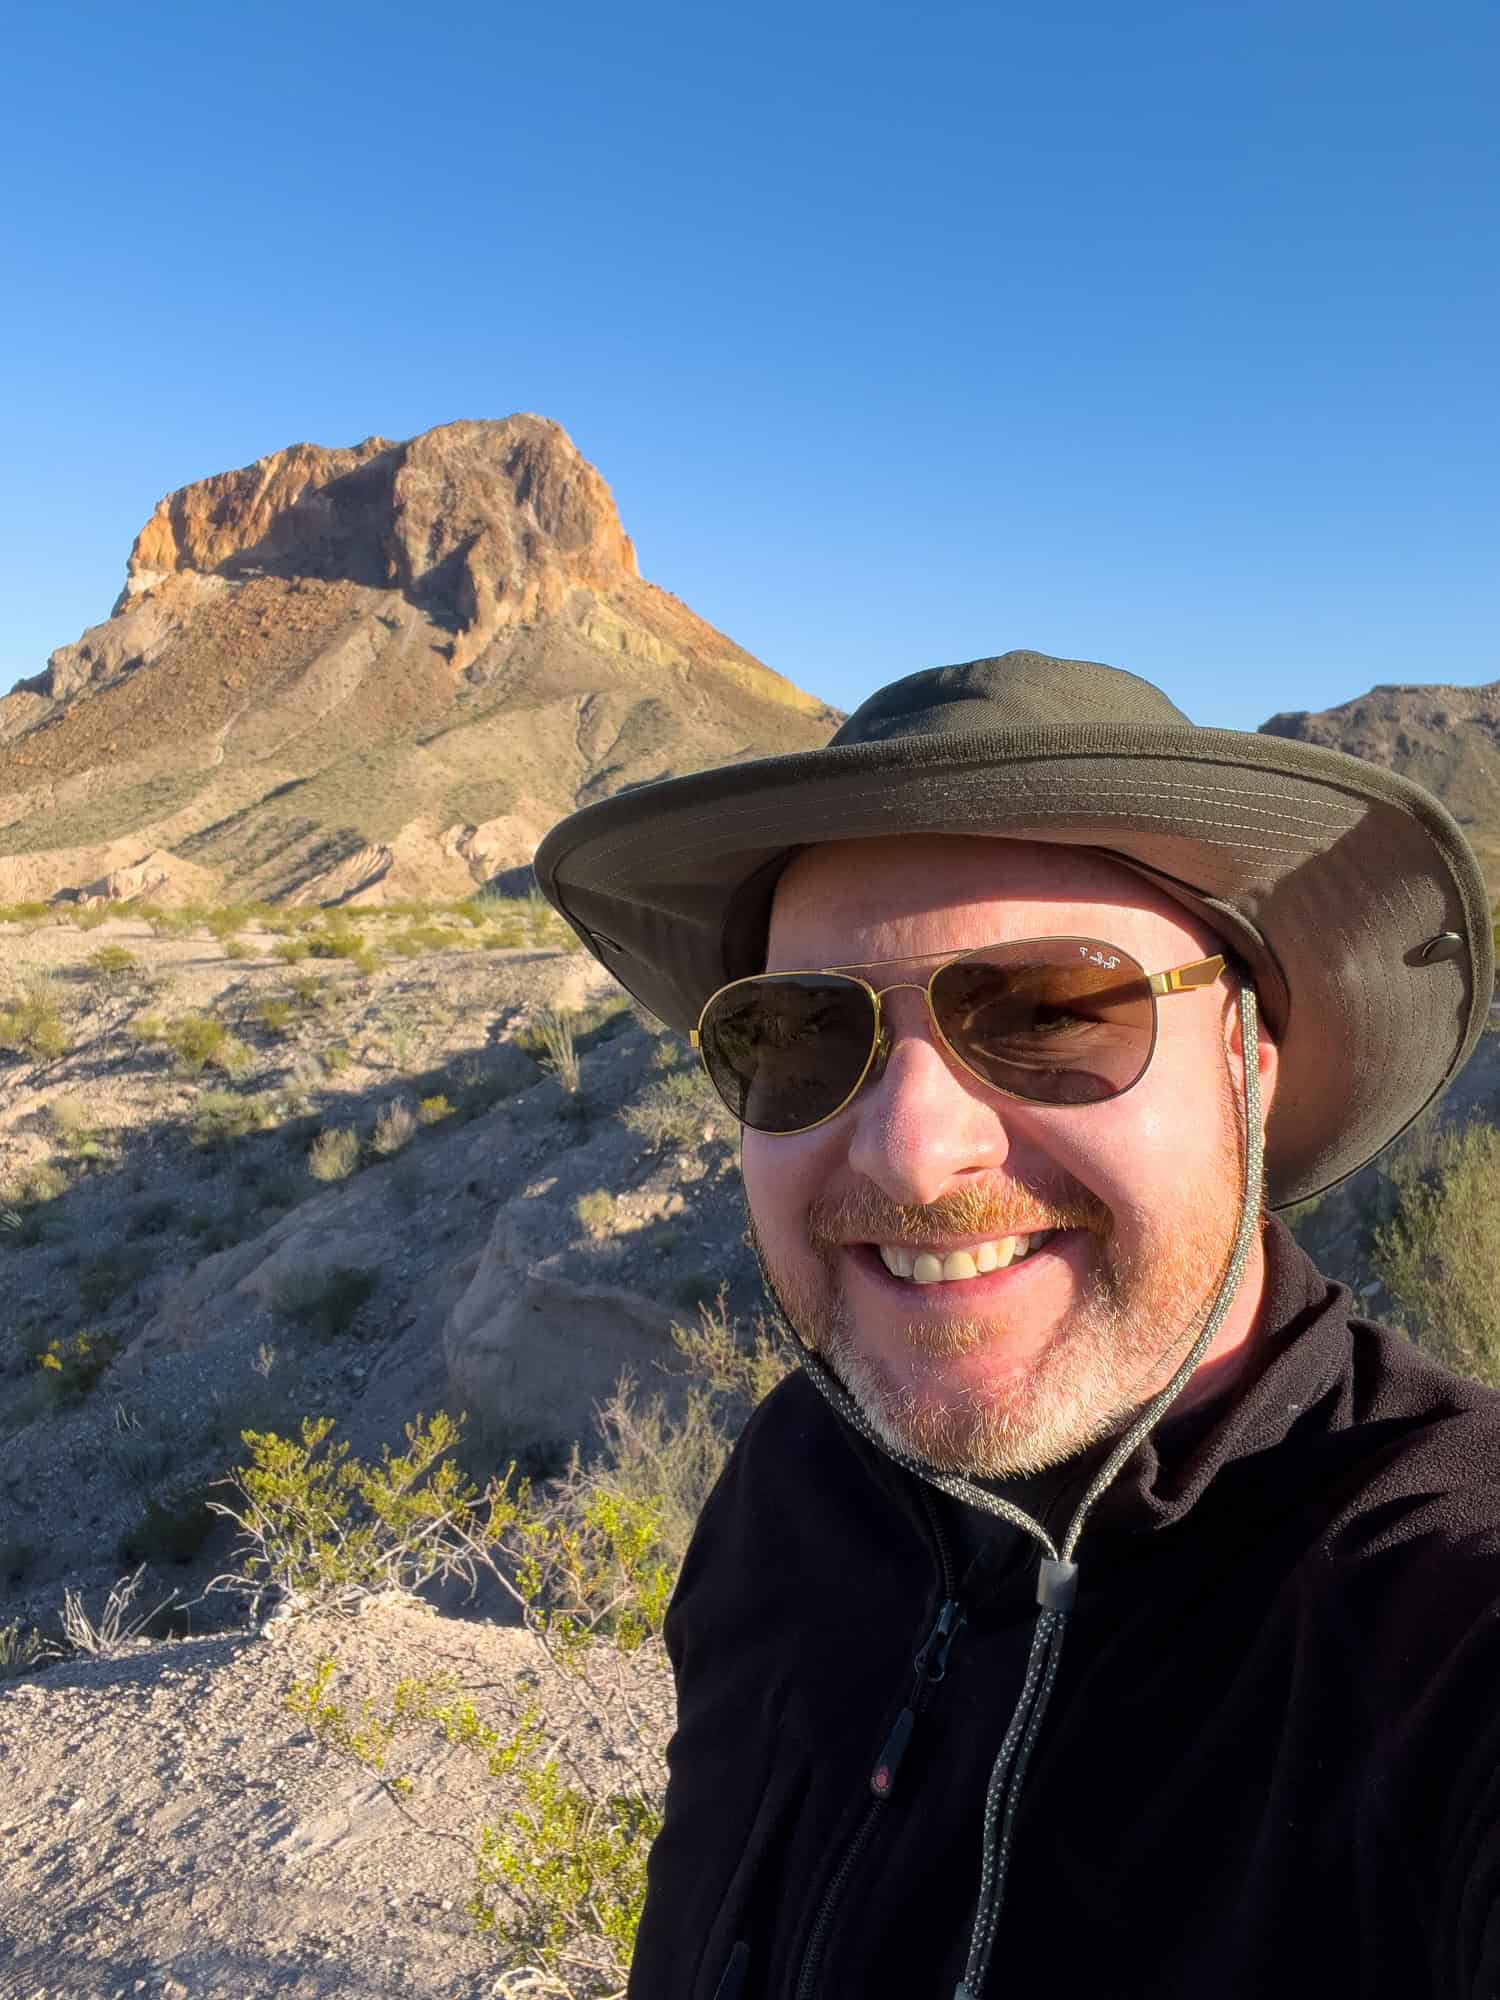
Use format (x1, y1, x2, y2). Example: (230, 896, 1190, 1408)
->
(1225, 989, 1279, 1125)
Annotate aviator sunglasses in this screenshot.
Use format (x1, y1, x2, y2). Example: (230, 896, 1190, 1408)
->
(691, 936, 1227, 1136)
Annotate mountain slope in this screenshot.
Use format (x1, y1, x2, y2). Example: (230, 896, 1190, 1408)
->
(0, 417, 839, 904)
(1260, 680, 1500, 892)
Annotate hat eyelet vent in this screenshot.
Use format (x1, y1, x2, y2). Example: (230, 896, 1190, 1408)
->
(1417, 932, 1465, 964)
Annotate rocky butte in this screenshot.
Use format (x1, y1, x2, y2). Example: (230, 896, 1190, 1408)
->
(1261, 679, 1500, 892)
(0, 416, 840, 906)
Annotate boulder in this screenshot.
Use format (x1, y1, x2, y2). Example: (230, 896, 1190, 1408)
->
(444, 1265, 685, 1463)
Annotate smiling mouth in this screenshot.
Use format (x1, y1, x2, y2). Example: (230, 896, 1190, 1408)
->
(874, 1230, 1058, 1283)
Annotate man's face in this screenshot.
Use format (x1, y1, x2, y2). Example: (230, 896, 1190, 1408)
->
(740, 834, 1274, 1479)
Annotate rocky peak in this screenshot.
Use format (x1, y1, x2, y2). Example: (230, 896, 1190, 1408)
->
(1260, 677, 1500, 890)
(114, 415, 639, 675)
(1260, 680, 1500, 760)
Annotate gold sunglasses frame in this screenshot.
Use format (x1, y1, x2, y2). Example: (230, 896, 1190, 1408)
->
(690, 936, 1227, 1137)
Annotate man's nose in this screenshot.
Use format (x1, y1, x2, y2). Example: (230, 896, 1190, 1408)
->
(844, 1007, 1012, 1208)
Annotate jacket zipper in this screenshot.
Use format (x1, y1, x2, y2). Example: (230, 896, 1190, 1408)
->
(792, 1486, 961, 1999)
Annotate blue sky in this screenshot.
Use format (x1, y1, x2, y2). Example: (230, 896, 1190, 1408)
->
(2, 0, 1495, 731)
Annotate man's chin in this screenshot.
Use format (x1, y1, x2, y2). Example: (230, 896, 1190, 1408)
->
(816, 1330, 1115, 1480)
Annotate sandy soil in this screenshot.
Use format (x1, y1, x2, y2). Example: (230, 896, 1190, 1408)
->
(0, 1597, 669, 2000)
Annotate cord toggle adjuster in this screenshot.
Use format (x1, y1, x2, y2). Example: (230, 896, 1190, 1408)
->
(1036, 1557, 1078, 1613)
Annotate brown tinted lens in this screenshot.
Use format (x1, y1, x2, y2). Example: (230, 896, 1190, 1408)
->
(698, 974, 876, 1133)
(932, 940, 1155, 1105)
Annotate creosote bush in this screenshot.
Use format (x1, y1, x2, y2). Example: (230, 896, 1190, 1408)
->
(227, 1295, 791, 1990)
(0, 979, 69, 1061)
(1375, 1120, 1500, 1387)
(165, 1011, 245, 1075)
(418, 1093, 455, 1124)
(238, 1412, 670, 1990)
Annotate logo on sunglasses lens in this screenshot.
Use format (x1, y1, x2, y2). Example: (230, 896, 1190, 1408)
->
(1078, 947, 1121, 970)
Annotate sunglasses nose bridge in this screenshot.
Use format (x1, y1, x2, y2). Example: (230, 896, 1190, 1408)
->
(865, 978, 947, 1092)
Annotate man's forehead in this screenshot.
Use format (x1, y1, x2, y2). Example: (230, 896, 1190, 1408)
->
(770, 834, 1190, 930)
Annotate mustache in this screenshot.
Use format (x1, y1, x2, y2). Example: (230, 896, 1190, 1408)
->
(807, 1179, 1110, 1247)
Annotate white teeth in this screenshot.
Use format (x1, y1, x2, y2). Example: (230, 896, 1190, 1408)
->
(876, 1230, 1056, 1284)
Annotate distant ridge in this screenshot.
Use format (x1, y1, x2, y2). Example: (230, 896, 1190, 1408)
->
(0, 416, 841, 906)
(1260, 679, 1500, 894)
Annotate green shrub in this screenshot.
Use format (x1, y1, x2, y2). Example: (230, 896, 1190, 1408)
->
(192, 1088, 274, 1147)
(401, 923, 456, 954)
(0, 979, 69, 1061)
(271, 1263, 377, 1339)
(312, 928, 377, 973)
(166, 1012, 231, 1073)
(0, 901, 50, 923)
(273, 937, 311, 965)
(89, 944, 138, 977)
(258, 1408, 672, 1987)
(308, 1126, 361, 1181)
(258, 998, 293, 1033)
(14, 1160, 67, 1208)
(225, 1292, 789, 1987)
(621, 1067, 722, 1150)
(1374, 1121, 1500, 1386)
(576, 1189, 616, 1240)
(322, 1044, 352, 1076)
(220, 1411, 479, 1610)
(39, 1328, 123, 1404)
(221, 935, 253, 959)
(418, 1094, 455, 1124)
(47, 1094, 104, 1160)
(67, 904, 112, 931)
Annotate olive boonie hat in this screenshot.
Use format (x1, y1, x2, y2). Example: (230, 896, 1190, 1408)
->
(533, 650, 1493, 1209)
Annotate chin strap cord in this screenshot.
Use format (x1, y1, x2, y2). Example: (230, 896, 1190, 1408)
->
(790, 987, 1265, 2000)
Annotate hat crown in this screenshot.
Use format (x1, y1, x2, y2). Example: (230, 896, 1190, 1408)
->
(831, 650, 1195, 745)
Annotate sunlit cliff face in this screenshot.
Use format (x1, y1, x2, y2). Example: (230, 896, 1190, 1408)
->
(740, 834, 1278, 1479)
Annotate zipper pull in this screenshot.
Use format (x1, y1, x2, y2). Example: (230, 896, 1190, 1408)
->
(911, 1597, 961, 1682)
(869, 1705, 915, 1797)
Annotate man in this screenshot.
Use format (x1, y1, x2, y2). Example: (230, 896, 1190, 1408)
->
(535, 651, 1499, 2000)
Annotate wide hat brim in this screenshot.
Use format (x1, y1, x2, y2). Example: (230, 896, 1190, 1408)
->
(534, 653, 1493, 1209)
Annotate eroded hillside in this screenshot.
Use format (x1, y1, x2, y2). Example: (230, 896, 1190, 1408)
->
(0, 417, 839, 907)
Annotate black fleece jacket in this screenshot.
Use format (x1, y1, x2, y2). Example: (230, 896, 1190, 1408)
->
(630, 1222, 1500, 1999)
